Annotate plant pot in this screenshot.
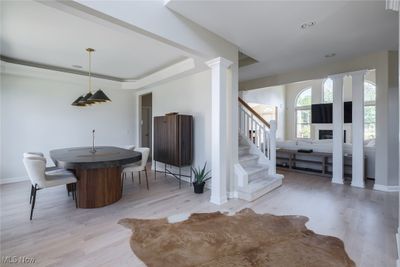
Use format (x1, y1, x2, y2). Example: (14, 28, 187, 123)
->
(193, 182, 205, 194)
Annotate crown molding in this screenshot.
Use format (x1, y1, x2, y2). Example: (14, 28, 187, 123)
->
(0, 55, 124, 82)
(122, 58, 195, 90)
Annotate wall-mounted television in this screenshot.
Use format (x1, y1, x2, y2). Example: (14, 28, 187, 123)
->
(311, 102, 352, 124)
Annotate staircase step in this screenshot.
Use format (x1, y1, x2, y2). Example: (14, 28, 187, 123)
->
(242, 164, 269, 181)
(239, 154, 258, 166)
(238, 175, 283, 202)
(239, 145, 250, 156)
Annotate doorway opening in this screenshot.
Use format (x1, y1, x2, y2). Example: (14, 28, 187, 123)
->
(140, 93, 152, 160)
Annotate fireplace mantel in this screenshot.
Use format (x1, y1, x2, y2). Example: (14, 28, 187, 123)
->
(313, 124, 352, 144)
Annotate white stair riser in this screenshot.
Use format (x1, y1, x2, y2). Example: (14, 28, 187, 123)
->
(239, 157, 259, 167)
(238, 178, 282, 202)
(239, 148, 250, 156)
(248, 170, 268, 182)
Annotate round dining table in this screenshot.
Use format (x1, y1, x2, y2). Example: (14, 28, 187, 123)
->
(50, 146, 141, 208)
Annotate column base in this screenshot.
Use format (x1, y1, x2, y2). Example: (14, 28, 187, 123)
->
(351, 181, 365, 188)
(210, 195, 228, 205)
(331, 177, 344, 184)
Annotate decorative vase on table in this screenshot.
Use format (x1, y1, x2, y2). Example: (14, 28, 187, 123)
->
(191, 163, 211, 194)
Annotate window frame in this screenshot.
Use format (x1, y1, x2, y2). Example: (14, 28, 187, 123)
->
(295, 87, 312, 139)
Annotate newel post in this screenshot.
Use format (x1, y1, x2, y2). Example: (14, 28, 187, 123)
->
(269, 120, 277, 175)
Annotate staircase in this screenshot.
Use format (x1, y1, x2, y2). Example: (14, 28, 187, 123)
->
(236, 98, 283, 201)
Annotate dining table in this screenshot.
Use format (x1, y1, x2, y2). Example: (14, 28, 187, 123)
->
(50, 146, 141, 208)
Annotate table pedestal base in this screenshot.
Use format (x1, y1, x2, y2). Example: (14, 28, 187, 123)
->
(76, 167, 122, 208)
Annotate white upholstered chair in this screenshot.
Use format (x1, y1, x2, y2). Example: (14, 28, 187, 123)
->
(23, 156, 77, 220)
(23, 152, 44, 158)
(124, 145, 135, 150)
(121, 147, 150, 190)
(23, 152, 60, 172)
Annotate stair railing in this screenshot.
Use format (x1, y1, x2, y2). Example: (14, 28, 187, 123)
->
(238, 97, 276, 174)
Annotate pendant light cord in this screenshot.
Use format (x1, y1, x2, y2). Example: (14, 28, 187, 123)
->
(88, 50, 92, 93)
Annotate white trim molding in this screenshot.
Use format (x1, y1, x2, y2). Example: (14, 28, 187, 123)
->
(386, 0, 400, 11)
(397, 230, 400, 267)
(373, 184, 400, 192)
(122, 58, 195, 90)
(0, 176, 29, 185)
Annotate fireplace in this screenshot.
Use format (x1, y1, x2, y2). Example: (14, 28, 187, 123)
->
(319, 130, 347, 143)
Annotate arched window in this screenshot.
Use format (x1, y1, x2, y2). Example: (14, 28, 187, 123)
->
(295, 88, 312, 139)
(364, 81, 376, 140)
(322, 78, 333, 103)
(322, 79, 376, 140)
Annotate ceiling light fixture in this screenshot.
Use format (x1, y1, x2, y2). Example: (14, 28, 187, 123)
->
(300, 21, 316, 29)
(325, 53, 336, 58)
(72, 48, 111, 107)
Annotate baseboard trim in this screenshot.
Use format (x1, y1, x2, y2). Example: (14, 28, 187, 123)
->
(0, 176, 29, 185)
(373, 184, 400, 192)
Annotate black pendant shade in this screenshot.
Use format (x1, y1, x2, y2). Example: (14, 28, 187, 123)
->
(71, 48, 111, 107)
(79, 92, 95, 105)
(71, 96, 86, 106)
(88, 89, 111, 103)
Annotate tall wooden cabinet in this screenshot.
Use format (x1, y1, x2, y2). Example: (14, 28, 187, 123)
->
(153, 114, 193, 167)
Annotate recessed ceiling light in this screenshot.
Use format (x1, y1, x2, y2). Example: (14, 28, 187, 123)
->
(72, 65, 82, 69)
(300, 21, 316, 29)
(325, 53, 336, 58)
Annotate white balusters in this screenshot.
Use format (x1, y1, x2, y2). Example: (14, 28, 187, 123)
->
(238, 102, 277, 176)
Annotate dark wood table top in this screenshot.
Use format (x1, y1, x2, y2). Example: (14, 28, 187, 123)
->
(50, 146, 142, 170)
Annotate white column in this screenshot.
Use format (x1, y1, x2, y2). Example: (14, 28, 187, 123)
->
(206, 57, 233, 205)
(350, 70, 367, 188)
(330, 74, 345, 184)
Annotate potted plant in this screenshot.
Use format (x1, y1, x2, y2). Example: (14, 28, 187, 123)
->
(191, 163, 211, 194)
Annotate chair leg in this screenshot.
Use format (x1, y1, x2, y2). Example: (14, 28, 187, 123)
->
(131, 172, 134, 183)
(30, 185, 34, 204)
(145, 169, 149, 191)
(66, 184, 71, 197)
(30, 185, 37, 220)
(74, 183, 78, 208)
(138, 171, 141, 184)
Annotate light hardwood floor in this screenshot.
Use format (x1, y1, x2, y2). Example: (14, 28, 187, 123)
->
(1, 168, 398, 267)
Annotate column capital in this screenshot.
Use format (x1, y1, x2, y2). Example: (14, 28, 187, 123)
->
(347, 69, 368, 77)
(206, 57, 233, 69)
(328, 73, 346, 80)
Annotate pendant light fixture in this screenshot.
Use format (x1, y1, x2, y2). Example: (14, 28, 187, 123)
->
(71, 48, 111, 106)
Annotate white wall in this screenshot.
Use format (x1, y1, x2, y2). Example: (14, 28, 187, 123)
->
(240, 85, 285, 140)
(137, 70, 212, 176)
(1, 73, 136, 181)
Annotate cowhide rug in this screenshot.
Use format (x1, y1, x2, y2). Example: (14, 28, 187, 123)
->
(119, 208, 355, 267)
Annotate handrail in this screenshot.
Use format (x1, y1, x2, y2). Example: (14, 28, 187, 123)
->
(238, 97, 270, 128)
